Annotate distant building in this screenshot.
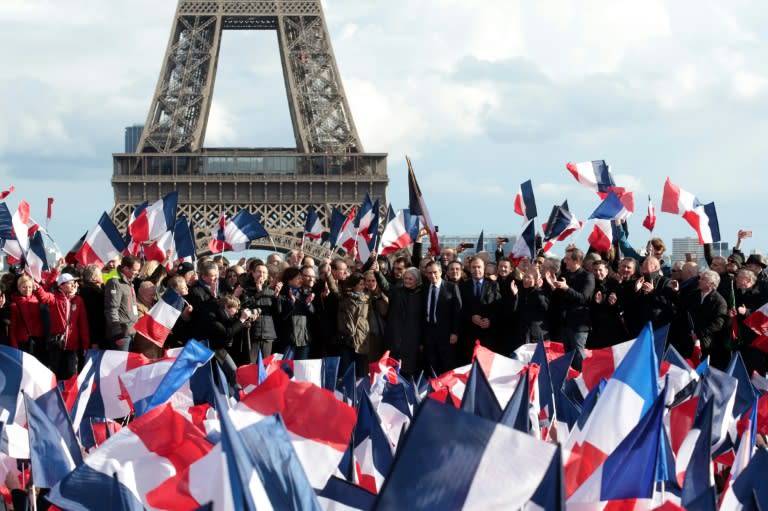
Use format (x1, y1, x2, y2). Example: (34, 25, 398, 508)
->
(671, 237, 729, 266)
(124, 124, 144, 153)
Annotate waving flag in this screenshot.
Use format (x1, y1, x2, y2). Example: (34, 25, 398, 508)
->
(589, 191, 633, 221)
(683, 201, 721, 244)
(566, 160, 617, 198)
(564, 323, 658, 497)
(680, 399, 716, 510)
(76, 212, 127, 266)
(48, 403, 214, 511)
(330, 206, 356, 250)
(542, 201, 583, 253)
(379, 207, 419, 256)
(407, 156, 440, 256)
(661, 177, 700, 214)
(208, 210, 268, 253)
(134, 288, 187, 348)
(0, 185, 14, 200)
(128, 191, 178, 243)
(352, 393, 393, 494)
(587, 219, 619, 253)
(231, 370, 356, 489)
(509, 219, 536, 261)
(460, 359, 503, 422)
(25, 229, 49, 281)
(303, 205, 324, 241)
(643, 195, 656, 232)
(376, 399, 558, 510)
(514, 180, 538, 221)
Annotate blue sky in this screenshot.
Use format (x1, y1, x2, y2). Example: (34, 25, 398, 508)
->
(2, 0, 767, 258)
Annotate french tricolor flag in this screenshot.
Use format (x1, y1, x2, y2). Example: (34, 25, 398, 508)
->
(589, 191, 633, 221)
(509, 218, 536, 261)
(379, 206, 419, 257)
(513, 179, 538, 221)
(661, 177, 700, 215)
(25, 229, 49, 282)
(208, 209, 268, 253)
(744, 302, 768, 336)
(134, 288, 186, 348)
(682, 201, 721, 244)
(542, 201, 583, 253)
(76, 212, 127, 266)
(566, 160, 617, 198)
(587, 219, 615, 253)
(128, 191, 178, 243)
(304, 205, 324, 241)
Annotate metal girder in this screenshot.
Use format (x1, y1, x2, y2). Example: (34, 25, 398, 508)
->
(137, 0, 362, 154)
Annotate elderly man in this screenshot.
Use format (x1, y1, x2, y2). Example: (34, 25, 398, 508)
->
(459, 257, 501, 362)
(672, 269, 728, 368)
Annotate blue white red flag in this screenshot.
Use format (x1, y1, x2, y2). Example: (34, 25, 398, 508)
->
(379, 207, 419, 257)
(643, 195, 656, 232)
(680, 399, 716, 510)
(542, 201, 583, 253)
(231, 370, 356, 489)
(566, 160, 617, 198)
(460, 359, 503, 421)
(208, 210, 268, 253)
(661, 177, 700, 214)
(48, 403, 214, 511)
(514, 179, 538, 221)
(376, 399, 558, 510)
(589, 191, 633, 221)
(499, 370, 531, 433)
(352, 392, 393, 494)
(683, 202, 721, 244)
(128, 191, 178, 243)
(587, 219, 614, 253)
(509, 219, 536, 261)
(303, 205, 324, 241)
(76, 212, 127, 266)
(407, 156, 440, 256)
(25, 229, 49, 281)
(134, 288, 187, 349)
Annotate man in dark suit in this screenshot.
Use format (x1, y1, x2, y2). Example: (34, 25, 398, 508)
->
(673, 269, 728, 368)
(459, 257, 501, 363)
(423, 261, 462, 375)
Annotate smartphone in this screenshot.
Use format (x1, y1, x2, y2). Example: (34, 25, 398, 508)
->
(744, 230, 753, 238)
(459, 243, 475, 249)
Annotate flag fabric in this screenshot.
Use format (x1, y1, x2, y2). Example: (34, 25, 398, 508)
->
(680, 399, 716, 510)
(131, 340, 213, 416)
(661, 177, 700, 215)
(407, 156, 440, 256)
(379, 207, 419, 256)
(564, 323, 658, 497)
(589, 191, 633, 221)
(65, 231, 87, 265)
(316, 476, 375, 511)
(47, 196, 54, 220)
(509, 219, 536, 261)
(48, 403, 214, 511)
(719, 444, 768, 511)
(328, 207, 347, 248)
(76, 212, 127, 266)
(134, 288, 187, 348)
(460, 359, 503, 422)
(23, 392, 84, 488)
(542, 201, 583, 253)
(231, 370, 356, 489)
(0, 185, 14, 200)
(565, 160, 617, 198)
(744, 302, 768, 336)
(682, 202, 721, 244)
(128, 192, 178, 243)
(375, 399, 558, 510)
(352, 393, 393, 494)
(208, 210, 268, 253)
(25, 229, 49, 281)
(304, 205, 324, 241)
(11, 199, 32, 256)
(643, 195, 656, 232)
(332, 207, 357, 251)
(499, 370, 531, 433)
(476, 230, 485, 253)
(568, 389, 667, 507)
(173, 215, 196, 262)
(514, 180, 538, 221)
(587, 219, 614, 253)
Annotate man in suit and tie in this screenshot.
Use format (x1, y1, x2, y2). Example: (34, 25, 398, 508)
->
(423, 261, 462, 375)
(459, 257, 501, 363)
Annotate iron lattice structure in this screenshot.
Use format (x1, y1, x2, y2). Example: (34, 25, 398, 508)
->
(111, 0, 387, 255)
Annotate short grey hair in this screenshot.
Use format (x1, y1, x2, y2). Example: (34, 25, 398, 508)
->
(404, 267, 422, 286)
(700, 269, 720, 288)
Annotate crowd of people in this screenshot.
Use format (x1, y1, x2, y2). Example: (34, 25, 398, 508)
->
(0, 226, 766, 388)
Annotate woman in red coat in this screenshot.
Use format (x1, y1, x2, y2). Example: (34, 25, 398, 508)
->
(9, 275, 49, 360)
(37, 273, 90, 380)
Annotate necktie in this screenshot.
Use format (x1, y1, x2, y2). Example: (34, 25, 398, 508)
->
(475, 280, 481, 297)
(430, 285, 438, 323)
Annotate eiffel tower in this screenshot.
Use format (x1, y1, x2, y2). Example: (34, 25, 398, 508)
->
(111, 0, 388, 258)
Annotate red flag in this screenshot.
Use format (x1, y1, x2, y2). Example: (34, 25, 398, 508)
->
(642, 195, 656, 232)
(47, 197, 54, 220)
(0, 185, 14, 200)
